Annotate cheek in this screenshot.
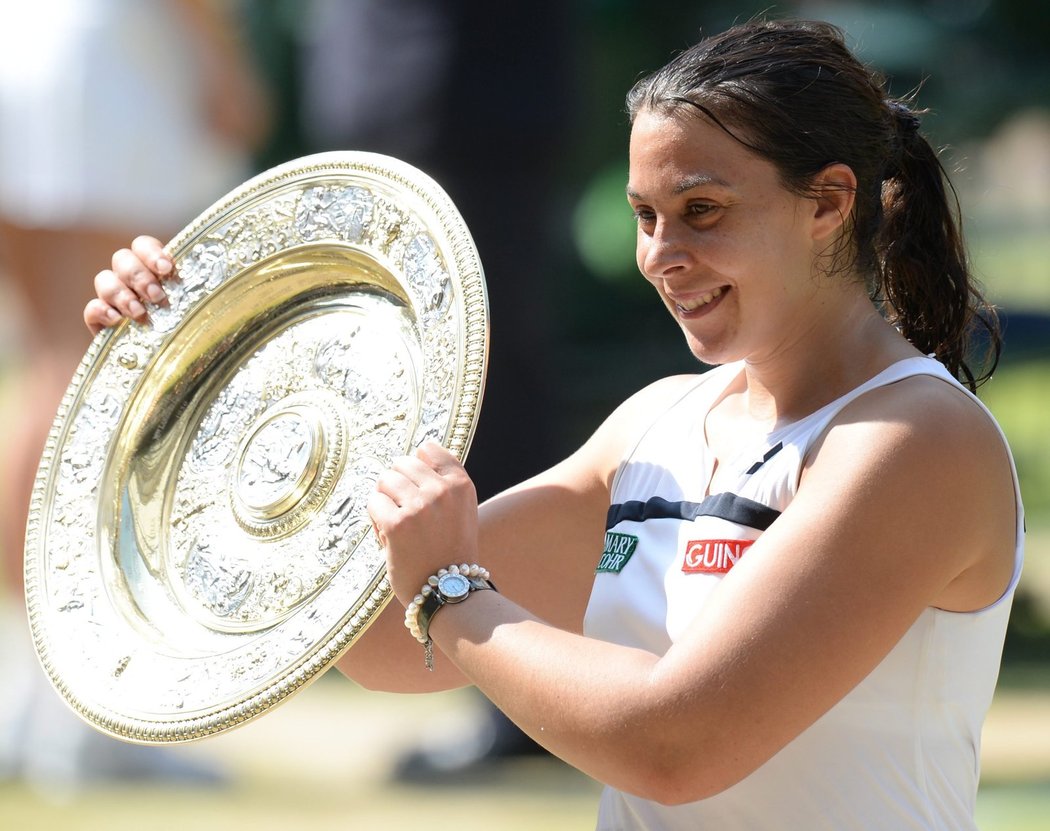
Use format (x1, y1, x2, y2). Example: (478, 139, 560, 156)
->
(634, 235, 657, 285)
(693, 232, 746, 280)
(719, 222, 798, 283)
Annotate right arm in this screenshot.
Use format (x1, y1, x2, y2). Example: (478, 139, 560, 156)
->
(84, 236, 695, 693)
(344, 370, 695, 692)
(338, 448, 613, 692)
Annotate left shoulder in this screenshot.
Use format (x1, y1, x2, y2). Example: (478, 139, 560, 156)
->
(821, 371, 1005, 466)
(802, 370, 1016, 609)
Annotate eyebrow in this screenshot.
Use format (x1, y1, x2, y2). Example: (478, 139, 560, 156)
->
(626, 173, 732, 200)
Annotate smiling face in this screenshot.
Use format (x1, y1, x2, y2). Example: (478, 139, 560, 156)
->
(628, 108, 838, 367)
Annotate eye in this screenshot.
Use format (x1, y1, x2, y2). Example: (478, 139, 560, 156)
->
(687, 202, 719, 218)
(631, 206, 656, 224)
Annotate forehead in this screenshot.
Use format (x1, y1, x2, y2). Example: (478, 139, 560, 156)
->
(627, 109, 778, 197)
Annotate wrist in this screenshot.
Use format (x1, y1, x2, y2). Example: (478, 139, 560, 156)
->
(403, 563, 497, 671)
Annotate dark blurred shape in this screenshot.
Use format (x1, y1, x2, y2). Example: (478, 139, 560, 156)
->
(1000, 311, 1050, 362)
(292, 0, 580, 499)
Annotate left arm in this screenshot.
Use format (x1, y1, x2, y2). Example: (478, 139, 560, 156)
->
(370, 378, 1016, 804)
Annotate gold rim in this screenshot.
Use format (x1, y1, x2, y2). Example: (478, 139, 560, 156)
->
(23, 152, 488, 743)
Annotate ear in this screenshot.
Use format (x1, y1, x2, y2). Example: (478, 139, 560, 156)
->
(808, 163, 857, 242)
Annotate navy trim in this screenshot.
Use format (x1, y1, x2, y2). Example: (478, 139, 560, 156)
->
(607, 493, 780, 532)
(745, 441, 784, 475)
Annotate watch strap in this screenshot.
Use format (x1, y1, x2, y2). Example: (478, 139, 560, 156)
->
(416, 575, 496, 646)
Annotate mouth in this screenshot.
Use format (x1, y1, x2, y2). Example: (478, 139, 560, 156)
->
(673, 286, 727, 316)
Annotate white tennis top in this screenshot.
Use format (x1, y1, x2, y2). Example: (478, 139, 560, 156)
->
(584, 357, 1025, 830)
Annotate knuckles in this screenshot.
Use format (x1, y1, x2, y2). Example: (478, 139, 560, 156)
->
(128, 267, 155, 290)
(111, 247, 135, 270)
(371, 466, 476, 533)
(93, 269, 113, 292)
(131, 234, 160, 250)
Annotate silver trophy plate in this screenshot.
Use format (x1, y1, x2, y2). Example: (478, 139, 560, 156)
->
(23, 152, 488, 743)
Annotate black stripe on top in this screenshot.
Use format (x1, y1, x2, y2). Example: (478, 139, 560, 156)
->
(607, 493, 781, 532)
(745, 441, 784, 475)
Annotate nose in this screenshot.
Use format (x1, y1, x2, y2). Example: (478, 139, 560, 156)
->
(638, 218, 693, 282)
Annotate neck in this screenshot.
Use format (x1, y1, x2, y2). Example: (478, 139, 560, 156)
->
(739, 290, 919, 427)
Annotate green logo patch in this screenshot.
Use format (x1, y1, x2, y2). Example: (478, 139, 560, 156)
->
(596, 531, 639, 574)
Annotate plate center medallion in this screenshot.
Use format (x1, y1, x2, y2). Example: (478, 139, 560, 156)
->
(231, 397, 346, 539)
(237, 410, 318, 518)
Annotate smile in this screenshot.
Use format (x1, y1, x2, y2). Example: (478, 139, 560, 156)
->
(674, 287, 724, 314)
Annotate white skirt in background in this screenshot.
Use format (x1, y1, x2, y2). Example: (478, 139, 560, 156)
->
(0, 0, 250, 231)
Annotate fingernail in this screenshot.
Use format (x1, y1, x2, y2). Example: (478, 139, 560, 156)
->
(146, 284, 166, 303)
(129, 299, 146, 318)
(156, 257, 172, 274)
(105, 308, 122, 323)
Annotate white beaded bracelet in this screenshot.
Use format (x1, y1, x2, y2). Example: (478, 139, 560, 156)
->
(404, 563, 496, 670)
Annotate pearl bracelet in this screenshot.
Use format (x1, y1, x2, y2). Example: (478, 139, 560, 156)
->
(404, 563, 496, 671)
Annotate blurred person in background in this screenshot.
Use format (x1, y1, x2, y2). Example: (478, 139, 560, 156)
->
(0, 0, 269, 786)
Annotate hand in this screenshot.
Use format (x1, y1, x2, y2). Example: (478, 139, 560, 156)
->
(84, 235, 174, 334)
(368, 441, 480, 605)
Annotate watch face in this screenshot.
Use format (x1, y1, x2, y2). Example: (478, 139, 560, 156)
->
(437, 572, 471, 601)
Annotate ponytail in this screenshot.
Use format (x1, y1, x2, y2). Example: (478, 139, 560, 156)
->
(875, 103, 1001, 391)
(625, 19, 1001, 392)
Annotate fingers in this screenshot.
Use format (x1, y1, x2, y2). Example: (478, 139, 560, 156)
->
(367, 442, 478, 602)
(113, 244, 168, 306)
(92, 267, 148, 326)
(83, 298, 123, 336)
(369, 443, 471, 524)
(84, 235, 173, 334)
(376, 443, 464, 503)
(374, 452, 440, 510)
(131, 235, 174, 281)
(365, 490, 394, 548)
(415, 439, 461, 472)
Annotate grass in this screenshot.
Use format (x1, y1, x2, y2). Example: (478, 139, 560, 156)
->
(2, 669, 1048, 831)
(3, 775, 1048, 831)
(983, 360, 1050, 516)
(977, 784, 1050, 831)
(0, 774, 604, 831)
(981, 359, 1050, 639)
(0, 679, 603, 831)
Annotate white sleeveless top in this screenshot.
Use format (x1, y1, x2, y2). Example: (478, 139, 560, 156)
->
(584, 357, 1025, 830)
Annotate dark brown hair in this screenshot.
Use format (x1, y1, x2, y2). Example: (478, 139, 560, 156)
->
(626, 18, 999, 390)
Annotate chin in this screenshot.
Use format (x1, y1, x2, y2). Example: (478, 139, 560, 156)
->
(682, 335, 739, 368)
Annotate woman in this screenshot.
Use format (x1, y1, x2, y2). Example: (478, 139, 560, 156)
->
(86, 19, 1023, 830)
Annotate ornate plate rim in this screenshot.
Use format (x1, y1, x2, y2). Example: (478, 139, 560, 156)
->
(23, 151, 488, 743)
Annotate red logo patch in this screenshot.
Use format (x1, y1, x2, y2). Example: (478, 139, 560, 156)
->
(682, 539, 754, 574)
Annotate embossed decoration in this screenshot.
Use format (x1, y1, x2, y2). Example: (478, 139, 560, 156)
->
(23, 152, 488, 743)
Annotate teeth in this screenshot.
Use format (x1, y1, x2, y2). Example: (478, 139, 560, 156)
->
(676, 287, 723, 312)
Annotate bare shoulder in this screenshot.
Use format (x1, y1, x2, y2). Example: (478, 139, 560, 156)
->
(606, 372, 706, 424)
(804, 373, 1017, 609)
(578, 372, 707, 487)
(812, 373, 1008, 473)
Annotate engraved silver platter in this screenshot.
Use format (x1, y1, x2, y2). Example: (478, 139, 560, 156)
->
(23, 152, 488, 743)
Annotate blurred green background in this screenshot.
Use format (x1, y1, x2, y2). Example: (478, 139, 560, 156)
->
(2, 1, 1048, 829)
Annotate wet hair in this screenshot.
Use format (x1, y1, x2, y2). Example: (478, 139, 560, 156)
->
(626, 18, 999, 390)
